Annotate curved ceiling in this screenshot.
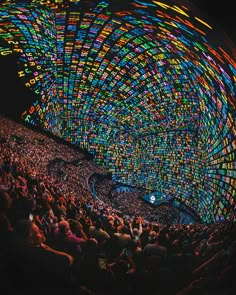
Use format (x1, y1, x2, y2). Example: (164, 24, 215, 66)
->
(0, 0, 235, 223)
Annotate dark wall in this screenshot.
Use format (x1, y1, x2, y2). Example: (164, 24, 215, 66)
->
(0, 53, 35, 119)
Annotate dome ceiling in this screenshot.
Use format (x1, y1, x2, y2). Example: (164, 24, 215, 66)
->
(0, 0, 235, 223)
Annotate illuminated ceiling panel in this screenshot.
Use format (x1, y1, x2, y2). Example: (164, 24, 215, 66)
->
(0, 0, 235, 223)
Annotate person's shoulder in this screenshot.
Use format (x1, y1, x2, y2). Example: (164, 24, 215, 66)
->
(159, 244, 167, 249)
(143, 243, 153, 250)
(68, 234, 84, 243)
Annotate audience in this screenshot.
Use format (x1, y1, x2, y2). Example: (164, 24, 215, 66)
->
(0, 114, 235, 294)
(4, 219, 73, 291)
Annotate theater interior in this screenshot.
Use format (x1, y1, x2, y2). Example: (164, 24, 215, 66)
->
(0, 1, 235, 293)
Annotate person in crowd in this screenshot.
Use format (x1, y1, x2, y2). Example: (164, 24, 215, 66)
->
(1, 114, 236, 295)
(53, 219, 86, 259)
(114, 224, 132, 250)
(78, 238, 114, 294)
(129, 216, 143, 249)
(143, 233, 167, 257)
(89, 218, 110, 246)
(5, 219, 74, 291)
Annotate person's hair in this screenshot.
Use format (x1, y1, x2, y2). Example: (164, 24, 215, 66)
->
(94, 218, 103, 229)
(58, 220, 70, 234)
(0, 191, 12, 209)
(14, 219, 45, 247)
(15, 219, 32, 244)
(121, 226, 130, 234)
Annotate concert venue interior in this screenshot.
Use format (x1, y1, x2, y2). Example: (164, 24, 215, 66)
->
(0, 0, 235, 293)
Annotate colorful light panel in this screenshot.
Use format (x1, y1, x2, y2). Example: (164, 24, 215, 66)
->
(0, 0, 235, 223)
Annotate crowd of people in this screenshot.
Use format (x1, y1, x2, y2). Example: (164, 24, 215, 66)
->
(0, 114, 235, 294)
(88, 172, 180, 224)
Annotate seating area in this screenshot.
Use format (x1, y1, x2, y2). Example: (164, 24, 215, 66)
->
(1, 114, 236, 294)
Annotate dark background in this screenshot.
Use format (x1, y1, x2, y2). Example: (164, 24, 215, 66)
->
(110, 0, 235, 43)
(192, 0, 235, 44)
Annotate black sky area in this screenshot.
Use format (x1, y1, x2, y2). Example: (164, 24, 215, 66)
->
(0, 53, 36, 119)
(191, 0, 236, 44)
